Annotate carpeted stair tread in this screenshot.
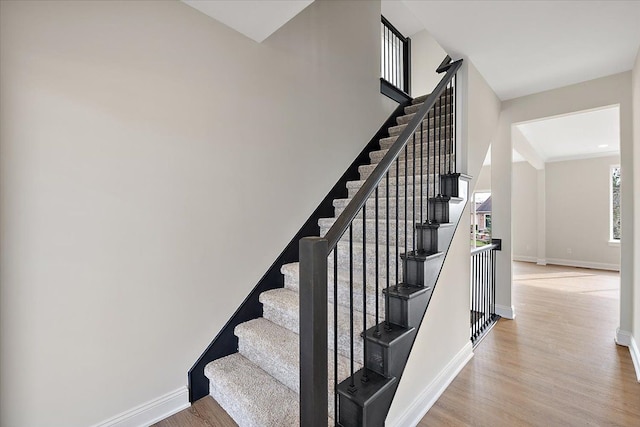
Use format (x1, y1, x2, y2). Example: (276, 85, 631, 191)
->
(258, 287, 374, 364)
(205, 353, 299, 427)
(262, 280, 384, 324)
(396, 111, 453, 126)
(234, 317, 358, 417)
(388, 121, 453, 137)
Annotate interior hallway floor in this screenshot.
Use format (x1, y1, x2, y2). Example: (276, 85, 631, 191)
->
(155, 262, 640, 426)
(419, 261, 639, 426)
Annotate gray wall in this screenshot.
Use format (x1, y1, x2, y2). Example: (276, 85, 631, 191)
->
(0, 1, 396, 425)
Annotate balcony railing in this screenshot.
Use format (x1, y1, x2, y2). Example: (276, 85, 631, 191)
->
(380, 16, 410, 102)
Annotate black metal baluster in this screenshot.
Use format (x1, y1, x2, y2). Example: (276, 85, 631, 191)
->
(427, 108, 431, 222)
(437, 93, 442, 194)
(445, 82, 450, 174)
(420, 122, 424, 225)
(333, 247, 338, 421)
(492, 249, 496, 319)
(404, 142, 408, 258)
(375, 187, 380, 337)
(348, 224, 356, 393)
(362, 206, 368, 383)
(448, 81, 453, 174)
(385, 171, 390, 328)
(412, 132, 416, 252)
(384, 26, 388, 82)
(471, 256, 478, 339)
(453, 75, 457, 173)
(395, 157, 399, 289)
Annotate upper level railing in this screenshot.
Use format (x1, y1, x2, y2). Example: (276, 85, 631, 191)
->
(299, 57, 462, 426)
(470, 239, 501, 345)
(380, 16, 410, 100)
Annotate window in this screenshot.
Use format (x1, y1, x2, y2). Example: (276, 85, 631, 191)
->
(470, 192, 491, 248)
(610, 166, 621, 242)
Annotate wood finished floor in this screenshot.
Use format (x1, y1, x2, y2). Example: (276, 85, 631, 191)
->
(155, 262, 639, 427)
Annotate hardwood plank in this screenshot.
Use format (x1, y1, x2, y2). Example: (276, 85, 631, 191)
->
(152, 396, 236, 427)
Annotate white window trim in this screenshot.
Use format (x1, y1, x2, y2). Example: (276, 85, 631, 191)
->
(609, 164, 621, 243)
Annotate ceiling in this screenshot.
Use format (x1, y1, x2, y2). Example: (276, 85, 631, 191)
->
(401, 0, 640, 100)
(181, 0, 313, 43)
(516, 106, 620, 163)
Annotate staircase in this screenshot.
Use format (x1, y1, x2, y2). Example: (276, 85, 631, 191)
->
(204, 59, 467, 426)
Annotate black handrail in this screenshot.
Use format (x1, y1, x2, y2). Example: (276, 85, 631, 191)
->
(325, 59, 462, 250)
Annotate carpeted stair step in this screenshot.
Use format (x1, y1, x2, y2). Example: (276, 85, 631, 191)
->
(319, 217, 449, 247)
(235, 317, 356, 417)
(257, 287, 374, 365)
(379, 133, 454, 150)
(333, 195, 432, 217)
(206, 353, 300, 427)
(346, 178, 447, 200)
(388, 121, 453, 137)
(396, 111, 453, 126)
(359, 158, 455, 180)
(369, 145, 454, 164)
(262, 275, 384, 320)
(411, 89, 453, 105)
(279, 263, 389, 315)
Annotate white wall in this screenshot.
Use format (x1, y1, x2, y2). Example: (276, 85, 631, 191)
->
(387, 58, 501, 425)
(546, 156, 621, 270)
(0, 1, 396, 425)
(410, 29, 447, 97)
(475, 164, 492, 191)
(632, 47, 640, 370)
(512, 161, 539, 261)
(494, 72, 634, 336)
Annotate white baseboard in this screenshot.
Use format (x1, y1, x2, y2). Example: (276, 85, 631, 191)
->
(91, 387, 189, 427)
(630, 336, 640, 383)
(545, 257, 620, 272)
(495, 304, 515, 319)
(536, 258, 547, 266)
(387, 341, 473, 427)
(513, 255, 536, 263)
(616, 328, 632, 346)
